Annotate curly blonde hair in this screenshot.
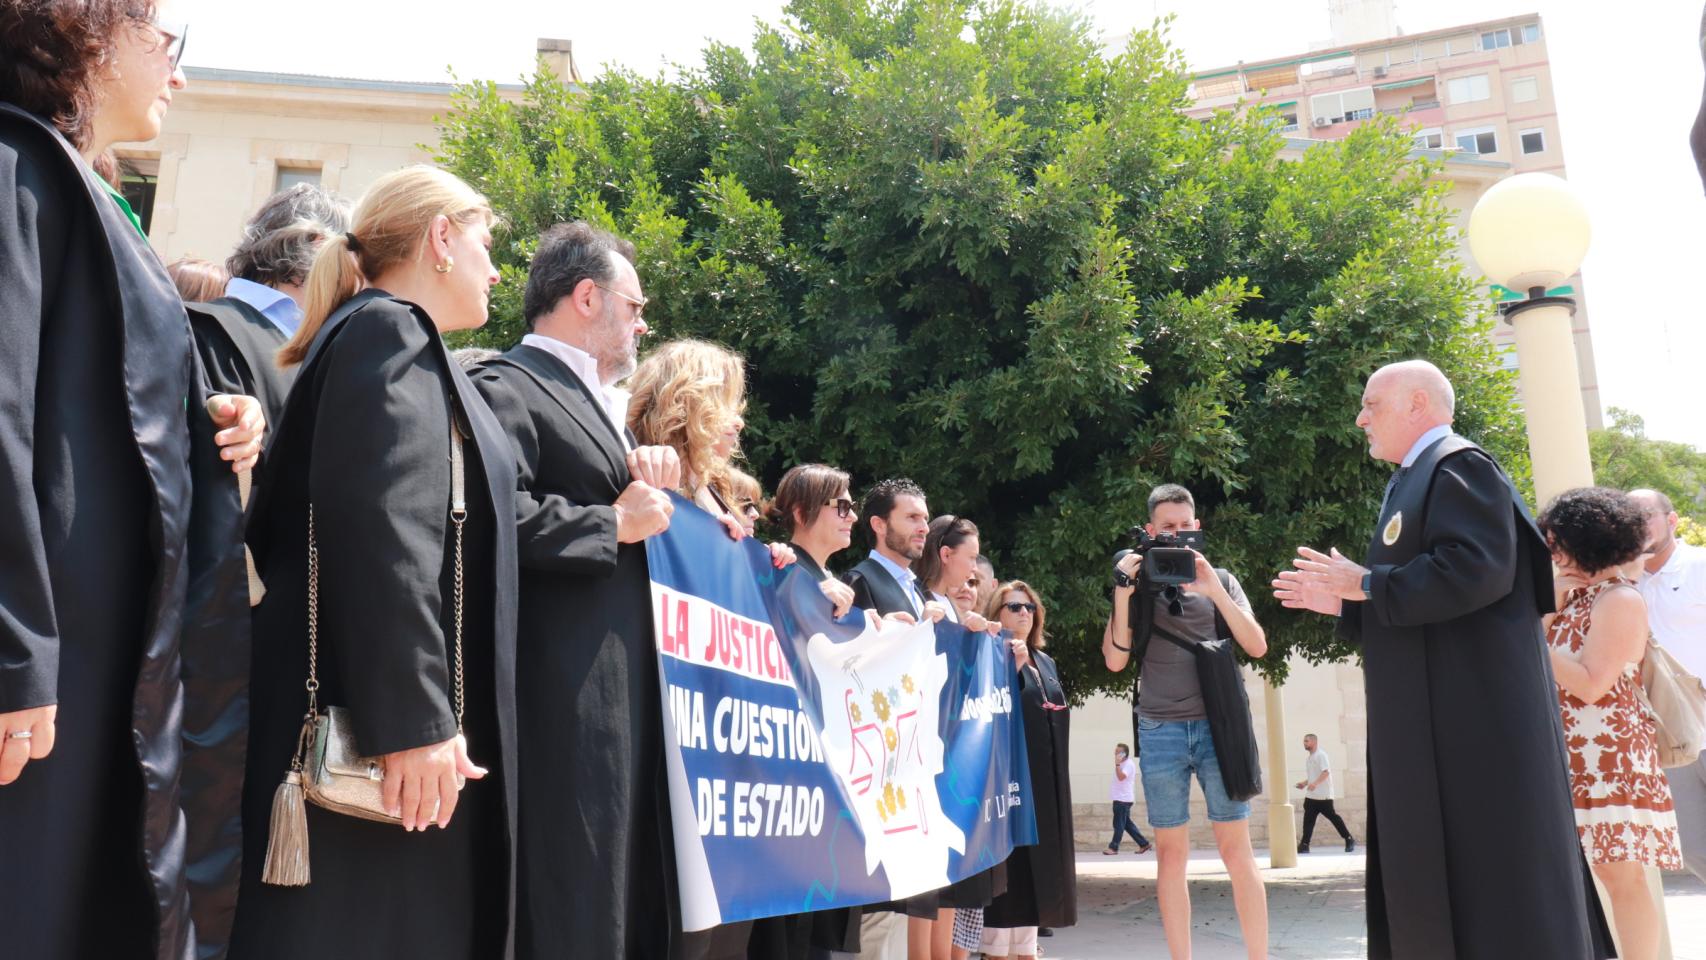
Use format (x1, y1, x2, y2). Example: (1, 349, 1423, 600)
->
(626, 339, 747, 499)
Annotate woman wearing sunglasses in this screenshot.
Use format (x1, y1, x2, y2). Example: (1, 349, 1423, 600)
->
(1, 4, 267, 958)
(981, 582, 1077, 959)
(769, 464, 861, 622)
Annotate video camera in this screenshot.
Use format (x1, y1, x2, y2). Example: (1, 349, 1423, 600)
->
(1113, 527, 1205, 593)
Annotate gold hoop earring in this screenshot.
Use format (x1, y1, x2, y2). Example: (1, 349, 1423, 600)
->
(435, 257, 454, 274)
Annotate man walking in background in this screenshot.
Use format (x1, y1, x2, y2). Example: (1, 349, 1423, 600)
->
(1295, 734, 1353, 854)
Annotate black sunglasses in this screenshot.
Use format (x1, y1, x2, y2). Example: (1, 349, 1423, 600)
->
(155, 21, 188, 70)
(1002, 601, 1038, 614)
(824, 497, 855, 519)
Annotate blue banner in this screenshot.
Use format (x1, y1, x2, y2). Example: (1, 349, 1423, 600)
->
(646, 493, 1037, 930)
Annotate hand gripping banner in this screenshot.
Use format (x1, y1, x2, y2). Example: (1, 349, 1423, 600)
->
(646, 494, 1037, 931)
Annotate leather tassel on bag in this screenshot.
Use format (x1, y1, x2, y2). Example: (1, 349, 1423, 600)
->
(261, 769, 311, 886)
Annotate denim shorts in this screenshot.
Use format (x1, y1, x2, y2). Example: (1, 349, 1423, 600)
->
(1136, 716, 1251, 828)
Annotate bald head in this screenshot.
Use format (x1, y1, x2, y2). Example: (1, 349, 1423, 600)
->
(1629, 488, 1681, 572)
(1356, 360, 1456, 464)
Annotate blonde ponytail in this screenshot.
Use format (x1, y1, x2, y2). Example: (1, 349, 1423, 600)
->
(276, 164, 492, 368)
(279, 233, 362, 366)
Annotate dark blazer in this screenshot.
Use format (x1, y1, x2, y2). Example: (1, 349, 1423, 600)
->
(1338, 434, 1612, 960)
(0, 103, 251, 960)
(471, 342, 679, 960)
(842, 556, 920, 618)
(186, 296, 295, 437)
(232, 291, 519, 960)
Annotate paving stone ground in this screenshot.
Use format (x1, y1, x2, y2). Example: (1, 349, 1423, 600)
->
(1027, 850, 1706, 959)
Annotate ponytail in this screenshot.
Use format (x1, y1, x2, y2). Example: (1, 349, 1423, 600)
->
(279, 232, 362, 367)
(275, 164, 492, 368)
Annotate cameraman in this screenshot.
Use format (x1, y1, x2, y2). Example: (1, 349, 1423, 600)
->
(1100, 484, 1269, 960)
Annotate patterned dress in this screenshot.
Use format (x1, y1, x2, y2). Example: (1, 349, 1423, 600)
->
(1548, 579, 1683, 869)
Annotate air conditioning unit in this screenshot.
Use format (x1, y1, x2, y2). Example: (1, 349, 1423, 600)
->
(1312, 117, 1333, 128)
(1374, 65, 1388, 78)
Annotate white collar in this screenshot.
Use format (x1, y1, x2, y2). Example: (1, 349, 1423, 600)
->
(520, 334, 632, 446)
(224, 277, 301, 335)
(1401, 424, 1454, 468)
(868, 549, 918, 592)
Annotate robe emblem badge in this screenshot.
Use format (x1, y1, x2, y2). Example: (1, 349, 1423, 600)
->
(1383, 511, 1403, 546)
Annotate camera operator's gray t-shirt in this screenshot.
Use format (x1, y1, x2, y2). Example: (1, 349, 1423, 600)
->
(1137, 571, 1252, 722)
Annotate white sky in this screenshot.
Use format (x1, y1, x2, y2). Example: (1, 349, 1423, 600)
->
(174, 0, 1706, 449)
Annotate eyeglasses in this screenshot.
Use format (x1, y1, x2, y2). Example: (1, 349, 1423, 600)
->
(154, 21, 189, 70)
(594, 284, 648, 321)
(1002, 602, 1038, 614)
(824, 497, 855, 519)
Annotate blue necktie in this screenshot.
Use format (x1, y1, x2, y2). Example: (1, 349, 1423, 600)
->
(1380, 467, 1408, 517)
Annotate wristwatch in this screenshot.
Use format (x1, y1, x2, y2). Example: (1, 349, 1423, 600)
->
(1360, 572, 1373, 600)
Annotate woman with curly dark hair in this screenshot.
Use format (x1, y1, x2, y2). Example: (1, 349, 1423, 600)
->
(1538, 486, 1681, 960)
(0, 3, 266, 958)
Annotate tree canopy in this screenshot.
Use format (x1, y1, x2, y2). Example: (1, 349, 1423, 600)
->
(1590, 407, 1706, 520)
(435, 0, 1527, 697)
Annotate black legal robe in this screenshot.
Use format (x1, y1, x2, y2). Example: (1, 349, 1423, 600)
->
(471, 343, 680, 960)
(0, 104, 254, 960)
(187, 297, 295, 436)
(982, 649, 1076, 931)
(182, 295, 295, 959)
(230, 291, 519, 960)
(1337, 435, 1612, 960)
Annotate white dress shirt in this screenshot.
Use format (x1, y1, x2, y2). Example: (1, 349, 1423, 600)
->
(869, 550, 924, 617)
(1639, 541, 1706, 680)
(520, 334, 632, 451)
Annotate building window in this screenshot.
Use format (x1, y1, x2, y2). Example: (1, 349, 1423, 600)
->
(1413, 128, 1444, 149)
(275, 166, 322, 191)
(117, 156, 159, 235)
(1455, 126, 1498, 155)
(1521, 23, 1541, 44)
(1481, 29, 1512, 50)
(1519, 128, 1546, 154)
(1309, 87, 1376, 125)
(1510, 76, 1539, 103)
(1447, 74, 1490, 105)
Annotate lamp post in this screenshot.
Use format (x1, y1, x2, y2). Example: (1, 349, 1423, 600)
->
(1468, 174, 1674, 959)
(1465, 173, 1594, 507)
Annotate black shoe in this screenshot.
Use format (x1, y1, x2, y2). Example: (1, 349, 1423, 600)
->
(1296, 842, 1310, 854)
(1038, 927, 1054, 937)
(1346, 837, 1356, 853)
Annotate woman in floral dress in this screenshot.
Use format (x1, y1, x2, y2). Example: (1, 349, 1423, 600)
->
(1539, 487, 1682, 960)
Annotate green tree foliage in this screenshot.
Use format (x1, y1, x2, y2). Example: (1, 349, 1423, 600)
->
(435, 0, 1527, 697)
(1590, 407, 1706, 519)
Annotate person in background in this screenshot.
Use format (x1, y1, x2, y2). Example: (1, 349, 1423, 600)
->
(1629, 489, 1706, 883)
(1539, 487, 1682, 960)
(730, 467, 765, 535)
(1, 6, 266, 957)
(974, 555, 998, 613)
(1295, 734, 1353, 854)
(168, 256, 229, 302)
(982, 581, 1076, 960)
(916, 515, 1000, 960)
(1105, 743, 1151, 856)
(190, 182, 351, 430)
(770, 463, 860, 620)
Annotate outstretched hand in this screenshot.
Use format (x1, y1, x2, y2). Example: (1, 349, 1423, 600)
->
(206, 395, 266, 473)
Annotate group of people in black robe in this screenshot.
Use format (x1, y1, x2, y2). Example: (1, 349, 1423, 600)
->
(0, 8, 1077, 959)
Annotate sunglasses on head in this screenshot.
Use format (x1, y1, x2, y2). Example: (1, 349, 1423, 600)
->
(1002, 601, 1038, 614)
(824, 497, 855, 519)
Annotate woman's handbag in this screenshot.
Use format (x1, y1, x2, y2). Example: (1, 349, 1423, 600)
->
(1151, 622, 1264, 802)
(261, 416, 469, 886)
(1635, 635, 1706, 769)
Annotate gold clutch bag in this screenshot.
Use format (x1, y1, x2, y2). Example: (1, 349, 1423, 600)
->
(261, 416, 469, 885)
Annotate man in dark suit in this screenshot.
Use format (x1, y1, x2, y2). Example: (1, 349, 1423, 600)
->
(841, 478, 942, 959)
(1274, 360, 1612, 960)
(471, 222, 683, 960)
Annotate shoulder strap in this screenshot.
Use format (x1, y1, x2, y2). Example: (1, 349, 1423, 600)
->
(304, 410, 467, 732)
